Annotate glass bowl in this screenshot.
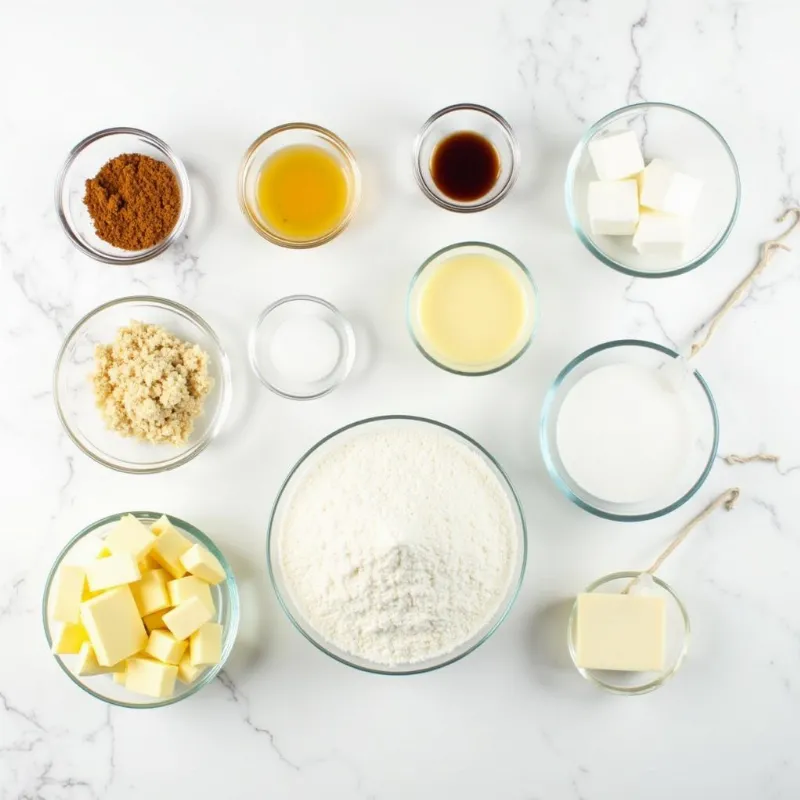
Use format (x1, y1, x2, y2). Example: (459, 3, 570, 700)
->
(568, 572, 690, 695)
(565, 102, 740, 278)
(540, 340, 719, 521)
(249, 295, 355, 400)
(413, 103, 520, 212)
(238, 122, 361, 248)
(267, 415, 528, 675)
(43, 511, 240, 709)
(54, 296, 232, 474)
(55, 127, 192, 265)
(407, 242, 538, 375)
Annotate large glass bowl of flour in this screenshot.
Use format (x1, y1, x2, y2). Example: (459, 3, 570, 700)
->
(268, 415, 527, 674)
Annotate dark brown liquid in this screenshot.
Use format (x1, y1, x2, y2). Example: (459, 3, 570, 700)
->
(430, 132, 500, 202)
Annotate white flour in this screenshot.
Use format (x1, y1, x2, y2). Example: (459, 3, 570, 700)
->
(277, 424, 519, 665)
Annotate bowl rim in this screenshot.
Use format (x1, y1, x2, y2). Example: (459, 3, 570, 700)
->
(266, 414, 528, 675)
(406, 241, 538, 376)
(412, 102, 521, 213)
(54, 126, 192, 265)
(42, 510, 240, 709)
(539, 338, 720, 521)
(247, 294, 356, 400)
(237, 122, 361, 249)
(53, 295, 232, 474)
(567, 570, 691, 695)
(564, 101, 741, 279)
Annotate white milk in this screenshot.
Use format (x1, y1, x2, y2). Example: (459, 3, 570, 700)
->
(555, 363, 691, 504)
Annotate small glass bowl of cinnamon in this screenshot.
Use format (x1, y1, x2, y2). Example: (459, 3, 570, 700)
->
(55, 127, 192, 265)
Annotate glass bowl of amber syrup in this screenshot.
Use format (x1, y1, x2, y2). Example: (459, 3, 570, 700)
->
(238, 123, 361, 248)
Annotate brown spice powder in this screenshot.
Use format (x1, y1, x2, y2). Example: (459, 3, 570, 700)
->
(84, 153, 182, 251)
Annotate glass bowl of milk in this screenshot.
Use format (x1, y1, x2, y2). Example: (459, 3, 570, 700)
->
(540, 340, 719, 521)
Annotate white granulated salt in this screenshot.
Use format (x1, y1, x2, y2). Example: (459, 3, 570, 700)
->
(277, 424, 519, 665)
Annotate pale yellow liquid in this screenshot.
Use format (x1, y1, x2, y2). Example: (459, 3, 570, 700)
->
(418, 253, 529, 367)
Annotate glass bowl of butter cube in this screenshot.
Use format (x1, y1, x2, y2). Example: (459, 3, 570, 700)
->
(568, 572, 690, 695)
(565, 102, 740, 278)
(43, 512, 239, 708)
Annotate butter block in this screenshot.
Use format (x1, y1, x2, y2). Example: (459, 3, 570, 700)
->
(52, 621, 89, 654)
(75, 642, 125, 676)
(130, 569, 171, 617)
(125, 657, 178, 699)
(633, 210, 689, 257)
(180, 545, 225, 585)
(588, 180, 639, 235)
(50, 564, 86, 623)
(138, 554, 161, 573)
(104, 514, 157, 562)
(588, 130, 644, 181)
(80, 585, 148, 666)
(85, 553, 141, 592)
(113, 666, 128, 685)
(575, 592, 665, 672)
(167, 576, 215, 615)
(150, 516, 192, 579)
(163, 596, 213, 641)
(190, 622, 222, 666)
(178, 653, 203, 684)
(63, 535, 107, 566)
(145, 629, 188, 665)
(142, 608, 169, 632)
(638, 158, 703, 216)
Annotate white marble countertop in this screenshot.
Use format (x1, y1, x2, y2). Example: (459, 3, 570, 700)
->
(3, 0, 800, 797)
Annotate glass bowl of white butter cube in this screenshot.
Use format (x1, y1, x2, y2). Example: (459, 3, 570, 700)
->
(565, 102, 740, 278)
(43, 512, 239, 709)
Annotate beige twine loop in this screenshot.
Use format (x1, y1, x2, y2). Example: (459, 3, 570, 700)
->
(689, 207, 800, 359)
(623, 488, 740, 593)
(724, 453, 780, 466)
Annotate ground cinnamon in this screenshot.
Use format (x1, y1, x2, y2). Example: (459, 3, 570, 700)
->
(84, 153, 181, 251)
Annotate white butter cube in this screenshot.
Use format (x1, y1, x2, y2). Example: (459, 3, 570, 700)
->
(163, 596, 214, 641)
(125, 657, 178, 699)
(180, 545, 225, 586)
(633, 210, 690, 257)
(80, 585, 148, 666)
(638, 158, 703, 215)
(85, 553, 141, 592)
(575, 593, 665, 672)
(190, 622, 222, 666)
(50, 565, 86, 623)
(588, 180, 640, 235)
(104, 515, 157, 562)
(588, 130, 644, 181)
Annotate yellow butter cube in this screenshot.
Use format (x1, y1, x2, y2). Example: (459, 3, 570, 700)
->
(50, 564, 86, 623)
(180, 544, 226, 585)
(190, 623, 222, 666)
(125, 657, 178, 699)
(145, 629, 188, 665)
(52, 621, 89, 654)
(149, 516, 192, 579)
(163, 596, 213, 641)
(82, 583, 104, 602)
(177, 653, 203, 684)
(138, 554, 161, 573)
(167, 576, 215, 615)
(86, 553, 141, 592)
(113, 667, 128, 685)
(80, 586, 148, 666)
(75, 642, 126, 676)
(142, 608, 169, 632)
(130, 569, 171, 617)
(104, 515, 157, 562)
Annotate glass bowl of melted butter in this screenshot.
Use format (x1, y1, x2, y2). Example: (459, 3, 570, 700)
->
(238, 123, 361, 248)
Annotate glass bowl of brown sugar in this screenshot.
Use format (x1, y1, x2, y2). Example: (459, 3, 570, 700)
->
(55, 127, 192, 265)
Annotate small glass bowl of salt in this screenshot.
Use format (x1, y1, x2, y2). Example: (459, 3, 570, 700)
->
(249, 296, 356, 399)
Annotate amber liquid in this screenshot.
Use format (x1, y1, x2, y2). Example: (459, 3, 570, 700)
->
(430, 132, 500, 202)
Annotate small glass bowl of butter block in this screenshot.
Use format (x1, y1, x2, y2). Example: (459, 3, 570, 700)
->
(408, 242, 538, 375)
(568, 572, 690, 695)
(540, 340, 719, 521)
(54, 296, 232, 474)
(55, 127, 192, 265)
(249, 295, 356, 400)
(43, 512, 239, 709)
(238, 123, 361, 248)
(565, 102, 740, 278)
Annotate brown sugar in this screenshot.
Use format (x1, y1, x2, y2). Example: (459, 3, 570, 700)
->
(84, 154, 182, 251)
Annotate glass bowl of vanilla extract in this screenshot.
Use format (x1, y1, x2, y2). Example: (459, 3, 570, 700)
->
(413, 103, 520, 212)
